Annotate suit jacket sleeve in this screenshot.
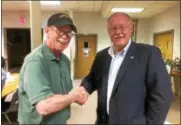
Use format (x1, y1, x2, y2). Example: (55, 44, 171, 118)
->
(81, 53, 101, 94)
(146, 46, 173, 124)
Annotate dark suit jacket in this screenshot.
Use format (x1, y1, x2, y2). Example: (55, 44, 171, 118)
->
(81, 42, 173, 124)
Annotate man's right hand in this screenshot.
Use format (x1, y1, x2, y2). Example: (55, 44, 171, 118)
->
(68, 87, 89, 104)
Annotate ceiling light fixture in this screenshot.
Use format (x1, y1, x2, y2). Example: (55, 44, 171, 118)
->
(111, 8, 144, 13)
(40, 1, 61, 5)
(28, 1, 61, 6)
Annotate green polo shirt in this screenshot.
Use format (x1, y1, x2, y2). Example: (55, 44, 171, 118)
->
(18, 44, 73, 124)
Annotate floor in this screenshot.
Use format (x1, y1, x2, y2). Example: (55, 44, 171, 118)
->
(166, 96, 180, 124)
(1, 79, 180, 124)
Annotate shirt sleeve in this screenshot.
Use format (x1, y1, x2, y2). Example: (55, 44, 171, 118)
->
(23, 61, 54, 106)
(1, 69, 7, 88)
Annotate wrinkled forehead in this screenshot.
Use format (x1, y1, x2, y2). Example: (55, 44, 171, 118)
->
(108, 13, 132, 26)
(108, 13, 131, 22)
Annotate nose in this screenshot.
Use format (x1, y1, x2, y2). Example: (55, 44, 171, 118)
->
(61, 33, 70, 39)
(115, 28, 121, 34)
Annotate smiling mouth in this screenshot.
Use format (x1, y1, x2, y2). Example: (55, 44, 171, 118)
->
(58, 41, 68, 45)
(58, 41, 69, 45)
(57, 39, 69, 45)
(114, 33, 126, 39)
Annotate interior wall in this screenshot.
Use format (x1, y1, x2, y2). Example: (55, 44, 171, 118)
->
(136, 18, 150, 44)
(150, 4, 180, 59)
(2, 11, 110, 57)
(2, 4, 180, 72)
(136, 4, 180, 59)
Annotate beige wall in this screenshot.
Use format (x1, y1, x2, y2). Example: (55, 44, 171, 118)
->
(73, 12, 110, 52)
(149, 4, 180, 59)
(136, 4, 180, 59)
(2, 11, 30, 28)
(136, 18, 150, 44)
(2, 11, 110, 59)
(2, 4, 180, 59)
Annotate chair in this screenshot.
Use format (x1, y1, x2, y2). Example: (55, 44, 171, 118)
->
(2, 90, 18, 124)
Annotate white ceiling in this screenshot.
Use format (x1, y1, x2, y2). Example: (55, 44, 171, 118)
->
(2, 1, 179, 19)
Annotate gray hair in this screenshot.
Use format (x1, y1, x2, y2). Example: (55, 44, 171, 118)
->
(108, 12, 132, 23)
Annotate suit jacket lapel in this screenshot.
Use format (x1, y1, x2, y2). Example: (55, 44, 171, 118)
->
(111, 42, 137, 98)
(102, 51, 112, 112)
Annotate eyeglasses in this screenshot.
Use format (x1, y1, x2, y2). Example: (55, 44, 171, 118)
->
(51, 27, 76, 37)
(109, 25, 130, 33)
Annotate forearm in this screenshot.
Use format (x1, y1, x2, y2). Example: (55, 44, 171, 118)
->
(36, 94, 74, 116)
(81, 75, 97, 94)
(81, 53, 101, 94)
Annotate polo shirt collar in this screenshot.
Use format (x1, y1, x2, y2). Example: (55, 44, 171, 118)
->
(42, 43, 60, 61)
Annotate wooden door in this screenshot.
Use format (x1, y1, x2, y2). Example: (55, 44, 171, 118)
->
(154, 30, 174, 60)
(75, 34, 97, 78)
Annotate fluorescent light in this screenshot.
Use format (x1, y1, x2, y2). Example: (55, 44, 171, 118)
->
(112, 8, 144, 13)
(28, 1, 61, 5)
(40, 1, 61, 5)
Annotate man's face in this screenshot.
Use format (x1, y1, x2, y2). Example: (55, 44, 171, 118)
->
(45, 25, 73, 52)
(108, 14, 133, 48)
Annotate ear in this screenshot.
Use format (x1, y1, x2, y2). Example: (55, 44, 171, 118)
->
(45, 26, 50, 34)
(130, 22, 134, 33)
(45, 26, 51, 39)
(107, 24, 112, 36)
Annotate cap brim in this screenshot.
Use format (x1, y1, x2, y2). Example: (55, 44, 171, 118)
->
(54, 22, 77, 33)
(69, 24, 77, 33)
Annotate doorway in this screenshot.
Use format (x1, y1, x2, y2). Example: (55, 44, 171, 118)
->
(153, 30, 174, 60)
(74, 34, 97, 79)
(6, 28, 31, 70)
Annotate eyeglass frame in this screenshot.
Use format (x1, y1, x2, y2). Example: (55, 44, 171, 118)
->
(109, 25, 131, 33)
(51, 26, 76, 37)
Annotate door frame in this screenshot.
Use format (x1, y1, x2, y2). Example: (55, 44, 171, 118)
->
(74, 34, 98, 79)
(153, 29, 174, 59)
(5, 28, 31, 69)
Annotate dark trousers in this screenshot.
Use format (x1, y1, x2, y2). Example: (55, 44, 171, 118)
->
(105, 113, 109, 124)
(96, 113, 109, 124)
(1, 97, 11, 112)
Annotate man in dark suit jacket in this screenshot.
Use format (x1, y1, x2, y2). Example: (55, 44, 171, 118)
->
(80, 12, 173, 124)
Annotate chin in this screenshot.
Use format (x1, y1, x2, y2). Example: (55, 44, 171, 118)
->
(57, 47, 66, 51)
(113, 39, 127, 46)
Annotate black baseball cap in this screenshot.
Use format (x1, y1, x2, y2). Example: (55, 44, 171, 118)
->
(47, 13, 77, 33)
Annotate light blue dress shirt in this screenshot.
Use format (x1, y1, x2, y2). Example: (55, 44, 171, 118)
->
(107, 39, 132, 114)
(1, 68, 7, 89)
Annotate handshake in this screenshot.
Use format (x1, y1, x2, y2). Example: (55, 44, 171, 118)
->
(68, 86, 89, 105)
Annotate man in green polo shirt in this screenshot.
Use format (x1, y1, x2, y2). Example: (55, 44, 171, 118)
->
(18, 13, 89, 124)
